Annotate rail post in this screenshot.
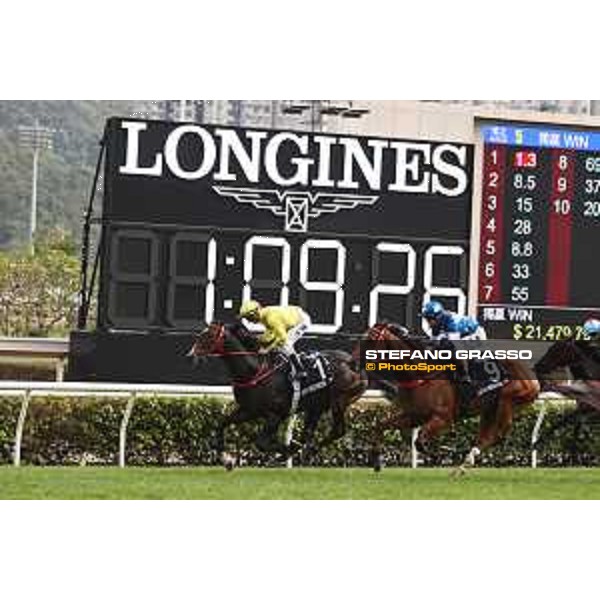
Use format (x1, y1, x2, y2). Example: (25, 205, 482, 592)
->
(284, 415, 298, 469)
(411, 428, 421, 469)
(531, 400, 548, 468)
(119, 392, 136, 468)
(14, 390, 31, 467)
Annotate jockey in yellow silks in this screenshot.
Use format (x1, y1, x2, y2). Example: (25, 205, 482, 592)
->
(239, 300, 312, 378)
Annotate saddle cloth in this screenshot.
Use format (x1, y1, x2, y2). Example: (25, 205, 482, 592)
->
(468, 358, 508, 397)
(279, 352, 333, 414)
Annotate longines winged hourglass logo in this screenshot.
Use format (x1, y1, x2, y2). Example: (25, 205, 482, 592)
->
(213, 186, 380, 232)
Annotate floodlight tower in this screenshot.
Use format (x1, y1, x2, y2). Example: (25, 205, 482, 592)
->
(18, 121, 54, 253)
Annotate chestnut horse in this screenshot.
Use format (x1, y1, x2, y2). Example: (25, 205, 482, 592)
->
(188, 322, 367, 468)
(362, 323, 540, 472)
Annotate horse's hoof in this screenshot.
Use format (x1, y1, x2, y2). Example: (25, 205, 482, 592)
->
(372, 454, 383, 472)
(222, 452, 236, 471)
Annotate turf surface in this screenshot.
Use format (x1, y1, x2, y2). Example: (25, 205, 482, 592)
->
(0, 466, 599, 499)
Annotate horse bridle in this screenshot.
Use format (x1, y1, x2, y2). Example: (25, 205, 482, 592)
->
(196, 323, 280, 389)
(365, 323, 427, 389)
(368, 323, 397, 342)
(198, 324, 260, 358)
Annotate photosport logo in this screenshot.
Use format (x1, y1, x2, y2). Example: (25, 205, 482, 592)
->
(359, 340, 551, 381)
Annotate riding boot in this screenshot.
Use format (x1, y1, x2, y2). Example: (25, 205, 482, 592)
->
(456, 359, 472, 384)
(289, 352, 307, 380)
(455, 359, 475, 404)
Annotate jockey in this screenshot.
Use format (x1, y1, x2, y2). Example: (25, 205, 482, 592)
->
(421, 300, 492, 399)
(583, 316, 600, 341)
(421, 300, 487, 342)
(239, 300, 312, 379)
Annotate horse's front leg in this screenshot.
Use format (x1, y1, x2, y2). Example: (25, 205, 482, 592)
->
(454, 390, 505, 476)
(216, 406, 253, 471)
(297, 407, 324, 462)
(414, 414, 451, 455)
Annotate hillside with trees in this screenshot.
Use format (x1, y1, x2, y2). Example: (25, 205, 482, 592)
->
(0, 101, 138, 249)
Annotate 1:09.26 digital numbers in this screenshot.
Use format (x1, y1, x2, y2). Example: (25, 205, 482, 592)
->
(512, 323, 588, 341)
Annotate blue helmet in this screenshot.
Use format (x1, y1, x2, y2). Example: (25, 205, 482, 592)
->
(583, 318, 600, 337)
(422, 300, 444, 319)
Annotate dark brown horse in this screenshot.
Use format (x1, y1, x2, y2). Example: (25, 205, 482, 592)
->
(534, 337, 600, 448)
(362, 323, 540, 472)
(187, 322, 367, 468)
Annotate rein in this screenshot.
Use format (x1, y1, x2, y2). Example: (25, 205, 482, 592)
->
(204, 324, 261, 357)
(367, 324, 432, 389)
(203, 324, 277, 389)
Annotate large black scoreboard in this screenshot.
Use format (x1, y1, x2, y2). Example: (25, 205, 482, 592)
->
(477, 124, 600, 341)
(68, 117, 474, 382)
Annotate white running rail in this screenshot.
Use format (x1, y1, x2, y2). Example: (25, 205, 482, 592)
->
(0, 381, 570, 469)
(0, 381, 388, 468)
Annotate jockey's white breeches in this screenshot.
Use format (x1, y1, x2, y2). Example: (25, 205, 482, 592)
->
(281, 313, 311, 356)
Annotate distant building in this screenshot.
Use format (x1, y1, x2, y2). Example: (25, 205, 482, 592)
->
(419, 100, 591, 115)
(131, 100, 597, 139)
(133, 100, 318, 129)
(132, 100, 373, 131)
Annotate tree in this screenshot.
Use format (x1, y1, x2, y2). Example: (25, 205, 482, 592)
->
(0, 229, 80, 336)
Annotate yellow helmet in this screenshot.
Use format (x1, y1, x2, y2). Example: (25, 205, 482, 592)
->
(239, 299, 261, 320)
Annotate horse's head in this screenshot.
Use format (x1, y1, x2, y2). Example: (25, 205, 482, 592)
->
(534, 337, 579, 383)
(187, 322, 226, 359)
(187, 321, 260, 362)
(366, 322, 411, 345)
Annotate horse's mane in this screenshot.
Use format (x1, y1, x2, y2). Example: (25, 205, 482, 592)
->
(383, 322, 410, 338)
(228, 321, 261, 351)
(381, 321, 428, 351)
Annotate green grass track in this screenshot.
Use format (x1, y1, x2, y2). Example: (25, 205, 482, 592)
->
(1, 467, 599, 499)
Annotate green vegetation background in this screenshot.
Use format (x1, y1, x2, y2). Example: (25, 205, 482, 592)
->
(0, 101, 136, 249)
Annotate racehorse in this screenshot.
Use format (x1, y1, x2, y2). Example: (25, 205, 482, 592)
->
(534, 337, 600, 448)
(187, 321, 367, 469)
(362, 323, 540, 473)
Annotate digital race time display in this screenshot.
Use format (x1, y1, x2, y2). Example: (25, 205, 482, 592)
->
(105, 227, 468, 336)
(478, 124, 600, 340)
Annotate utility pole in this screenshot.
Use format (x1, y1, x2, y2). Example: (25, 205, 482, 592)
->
(18, 121, 54, 254)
